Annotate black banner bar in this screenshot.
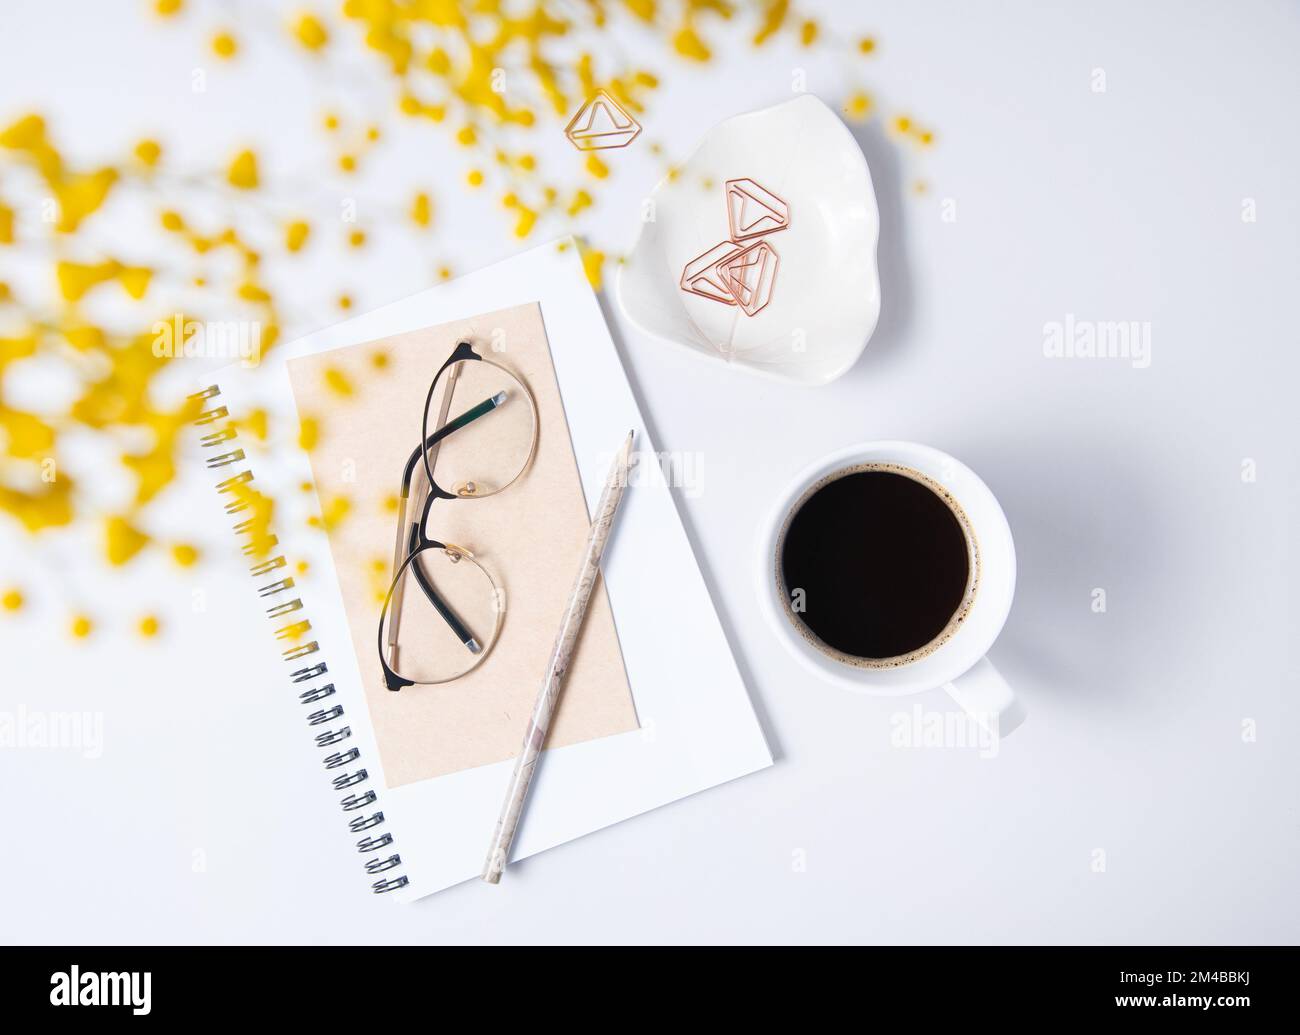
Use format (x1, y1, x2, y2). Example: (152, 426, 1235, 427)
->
(0, 946, 1290, 1022)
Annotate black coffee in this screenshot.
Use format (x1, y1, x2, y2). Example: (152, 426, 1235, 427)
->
(778, 466, 974, 664)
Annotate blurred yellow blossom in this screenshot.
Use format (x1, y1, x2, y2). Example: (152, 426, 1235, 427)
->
(567, 189, 593, 217)
(753, 0, 788, 45)
(409, 191, 432, 228)
(211, 32, 238, 60)
(672, 26, 710, 60)
(0, 104, 302, 637)
(292, 13, 330, 51)
(239, 409, 269, 441)
(105, 515, 150, 566)
(298, 416, 320, 450)
(1, 479, 74, 533)
(323, 368, 353, 397)
(133, 139, 162, 167)
(227, 149, 259, 189)
(513, 207, 537, 238)
(580, 246, 605, 291)
(285, 219, 311, 251)
(70, 614, 94, 639)
(63, 168, 120, 227)
(2, 588, 23, 612)
(170, 543, 200, 568)
(845, 92, 873, 121)
(1, 408, 55, 458)
(0, 112, 46, 149)
(56, 261, 122, 302)
(308, 495, 350, 532)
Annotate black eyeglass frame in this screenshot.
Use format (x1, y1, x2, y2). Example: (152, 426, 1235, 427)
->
(376, 341, 538, 692)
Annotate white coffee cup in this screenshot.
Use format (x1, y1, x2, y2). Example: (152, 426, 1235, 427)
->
(756, 440, 1024, 735)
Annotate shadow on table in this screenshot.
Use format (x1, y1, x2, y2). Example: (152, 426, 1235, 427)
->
(843, 119, 915, 377)
(950, 428, 1174, 712)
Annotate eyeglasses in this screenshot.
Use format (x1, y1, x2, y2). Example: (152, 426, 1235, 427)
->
(377, 340, 538, 691)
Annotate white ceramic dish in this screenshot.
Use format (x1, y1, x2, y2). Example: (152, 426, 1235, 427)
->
(617, 95, 880, 386)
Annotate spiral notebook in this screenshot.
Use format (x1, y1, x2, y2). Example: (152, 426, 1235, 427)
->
(190, 239, 772, 901)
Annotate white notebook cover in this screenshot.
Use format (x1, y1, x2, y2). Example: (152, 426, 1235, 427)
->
(200, 239, 772, 900)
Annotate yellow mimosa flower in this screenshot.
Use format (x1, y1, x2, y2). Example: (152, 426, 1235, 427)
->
(293, 13, 329, 51)
(227, 149, 259, 189)
(211, 31, 238, 60)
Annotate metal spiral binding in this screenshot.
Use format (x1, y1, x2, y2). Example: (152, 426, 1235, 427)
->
(200, 426, 237, 446)
(189, 384, 409, 896)
(341, 790, 377, 812)
(206, 449, 246, 469)
(307, 705, 344, 726)
(266, 598, 302, 619)
(332, 770, 368, 790)
(258, 577, 295, 598)
(299, 683, 336, 704)
(323, 747, 359, 769)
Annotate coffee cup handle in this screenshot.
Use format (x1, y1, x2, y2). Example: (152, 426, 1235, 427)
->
(942, 657, 1026, 737)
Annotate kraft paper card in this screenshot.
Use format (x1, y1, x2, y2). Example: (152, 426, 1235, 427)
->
(287, 302, 638, 786)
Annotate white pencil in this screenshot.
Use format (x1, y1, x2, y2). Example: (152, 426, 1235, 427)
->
(482, 430, 637, 883)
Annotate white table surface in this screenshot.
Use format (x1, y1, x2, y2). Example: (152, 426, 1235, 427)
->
(1, 0, 1297, 943)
